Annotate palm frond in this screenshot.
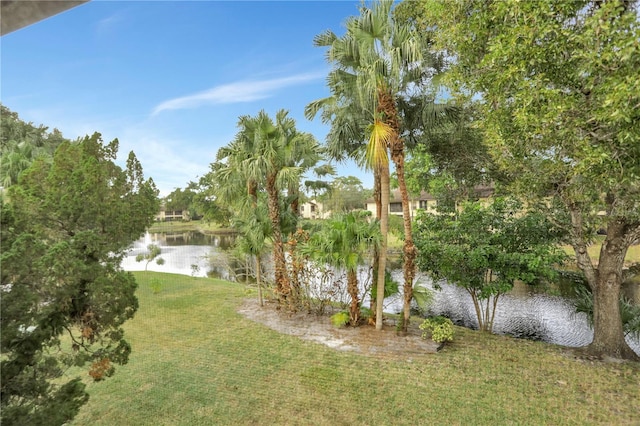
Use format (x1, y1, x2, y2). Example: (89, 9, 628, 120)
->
(313, 29, 337, 47)
(304, 97, 333, 121)
(365, 119, 391, 171)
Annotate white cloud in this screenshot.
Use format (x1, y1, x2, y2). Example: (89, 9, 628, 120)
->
(96, 10, 129, 36)
(151, 72, 324, 115)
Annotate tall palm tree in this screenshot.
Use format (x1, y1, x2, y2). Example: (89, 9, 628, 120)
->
(211, 110, 320, 307)
(306, 0, 424, 330)
(303, 211, 381, 325)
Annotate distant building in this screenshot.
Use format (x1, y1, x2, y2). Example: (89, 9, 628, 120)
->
(365, 185, 494, 218)
(156, 204, 189, 222)
(299, 199, 331, 219)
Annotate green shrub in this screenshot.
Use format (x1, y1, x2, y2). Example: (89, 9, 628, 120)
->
(419, 316, 455, 344)
(330, 311, 350, 328)
(149, 278, 162, 294)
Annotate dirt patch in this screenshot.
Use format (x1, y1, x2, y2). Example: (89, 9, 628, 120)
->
(237, 299, 440, 358)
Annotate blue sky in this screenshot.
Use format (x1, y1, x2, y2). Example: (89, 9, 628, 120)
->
(1, 0, 373, 196)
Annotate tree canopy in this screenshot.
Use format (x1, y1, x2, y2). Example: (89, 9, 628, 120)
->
(419, 0, 640, 359)
(1, 133, 158, 425)
(415, 198, 567, 333)
(0, 104, 67, 188)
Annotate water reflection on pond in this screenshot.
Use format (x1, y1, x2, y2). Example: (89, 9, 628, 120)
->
(122, 231, 639, 355)
(122, 231, 236, 279)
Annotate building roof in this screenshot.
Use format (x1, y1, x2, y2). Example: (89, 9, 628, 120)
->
(1, 1, 88, 36)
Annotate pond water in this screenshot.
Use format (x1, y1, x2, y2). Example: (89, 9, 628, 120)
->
(122, 231, 235, 278)
(122, 231, 640, 355)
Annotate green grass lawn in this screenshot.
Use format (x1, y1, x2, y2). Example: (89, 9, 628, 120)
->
(148, 220, 231, 234)
(71, 272, 639, 425)
(560, 238, 639, 268)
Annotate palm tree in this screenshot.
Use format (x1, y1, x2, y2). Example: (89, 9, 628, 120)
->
(0, 141, 48, 187)
(208, 116, 269, 304)
(215, 110, 320, 307)
(303, 211, 381, 325)
(306, 0, 425, 330)
(234, 203, 271, 307)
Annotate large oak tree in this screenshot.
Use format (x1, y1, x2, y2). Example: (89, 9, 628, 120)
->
(420, 0, 640, 359)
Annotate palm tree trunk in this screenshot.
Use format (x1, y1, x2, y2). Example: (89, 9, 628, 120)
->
(266, 172, 290, 306)
(376, 165, 390, 331)
(289, 183, 300, 217)
(256, 255, 263, 307)
(370, 167, 381, 322)
(347, 270, 360, 326)
(391, 142, 417, 332)
(380, 87, 417, 333)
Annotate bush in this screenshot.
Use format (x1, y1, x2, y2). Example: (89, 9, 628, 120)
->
(419, 316, 455, 344)
(330, 311, 350, 328)
(149, 278, 162, 294)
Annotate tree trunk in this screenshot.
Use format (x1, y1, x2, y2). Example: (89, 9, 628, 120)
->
(376, 165, 390, 331)
(391, 142, 416, 333)
(256, 255, 263, 307)
(347, 270, 360, 326)
(370, 168, 382, 322)
(379, 87, 417, 332)
(585, 221, 639, 360)
(289, 183, 300, 217)
(266, 172, 290, 306)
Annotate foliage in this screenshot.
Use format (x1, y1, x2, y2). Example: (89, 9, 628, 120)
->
(420, 316, 455, 344)
(412, 283, 435, 314)
(135, 244, 165, 271)
(191, 178, 233, 227)
(0, 104, 67, 188)
(304, 163, 336, 201)
(204, 109, 321, 308)
(149, 278, 163, 295)
(162, 182, 202, 220)
(402, 105, 496, 205)
(301, 211, 381, 325)
(306, 0, 437, 330)
(387, 214, 404, 237)
(190, 264, 201, 277)
(330, 311, 351, 328)
(299, 260, 349, 316)
(419, 0, 640, 359)
(370, 269, 400, 301)
(1, 132, 158, 425)
(415, 197, 567, 333)
(319, 176, 370, 213)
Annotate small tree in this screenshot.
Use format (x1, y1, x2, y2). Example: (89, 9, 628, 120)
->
(415, 198, 567, 333)
(135, 244, 165, 271)
(301, 211, 381, 326)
